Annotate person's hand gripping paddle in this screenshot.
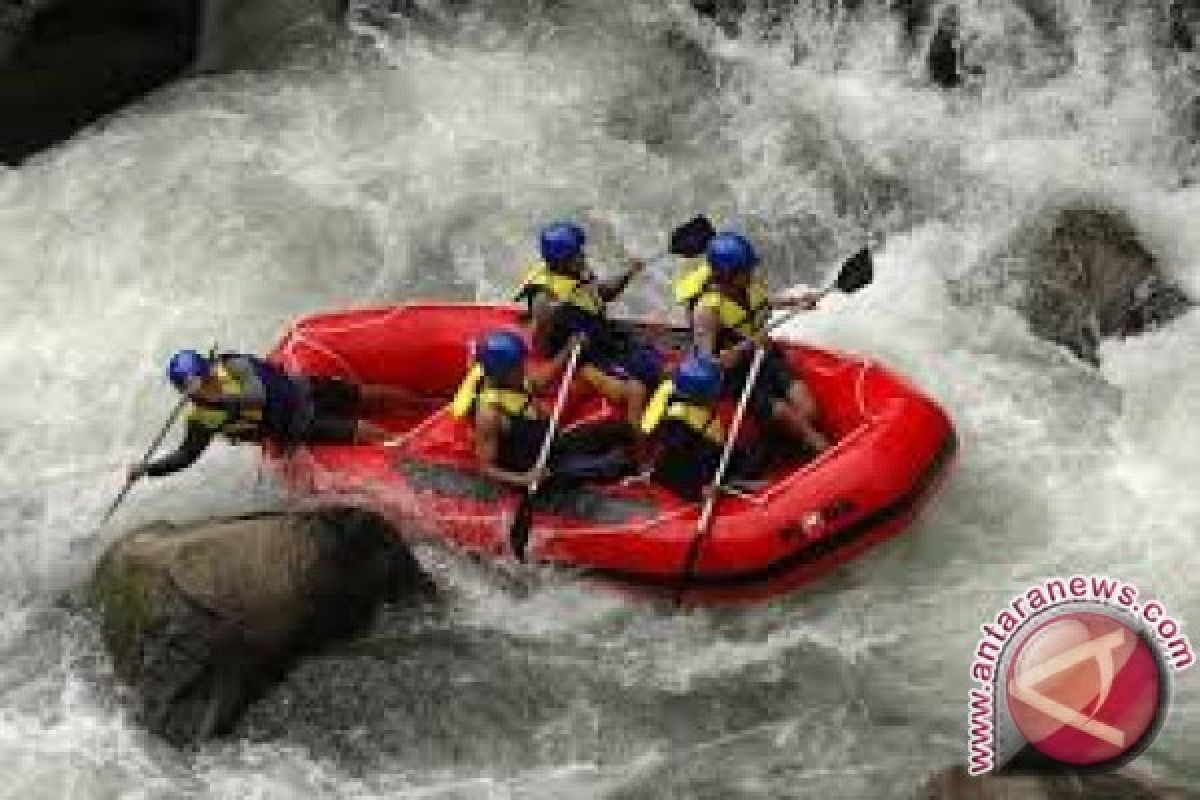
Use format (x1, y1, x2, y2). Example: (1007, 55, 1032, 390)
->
(508, 337, 586, 562)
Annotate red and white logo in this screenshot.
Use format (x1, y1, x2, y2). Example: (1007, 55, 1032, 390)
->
(967, 577, 1191, 775)
(1005, 611, 1162, 767)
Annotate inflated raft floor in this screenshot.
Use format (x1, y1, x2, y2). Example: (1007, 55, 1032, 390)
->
(266, 303, 957, 605)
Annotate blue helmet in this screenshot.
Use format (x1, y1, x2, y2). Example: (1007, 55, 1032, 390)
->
(477, 330, 528, 377)
(539, 221, 586, 264)
(673, 353, 722, 400)
(167, 350, 211, 391)
(706, 232, 759, 277)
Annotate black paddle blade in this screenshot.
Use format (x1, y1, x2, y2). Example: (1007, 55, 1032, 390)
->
(508, 493, 535, 563)
(669, 215, 716, 257)
(835, 247, 874, 294)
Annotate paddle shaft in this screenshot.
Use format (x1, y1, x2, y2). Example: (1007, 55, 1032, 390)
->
(528, 340, 584, 494)
(674, 262, 863, 599)
(695, 300, 819, 531)
(101, 394, 188, 524)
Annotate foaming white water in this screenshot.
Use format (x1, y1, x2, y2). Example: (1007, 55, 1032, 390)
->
(1, 0, 1198, 795)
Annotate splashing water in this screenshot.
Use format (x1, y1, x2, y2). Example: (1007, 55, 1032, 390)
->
(1, 1, 1198, 796)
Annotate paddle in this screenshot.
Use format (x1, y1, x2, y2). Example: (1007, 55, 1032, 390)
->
(669, 215, 717, 258)
(100, 395, 188, 525)
(673, 246, 874, 604)
(509, 338, 586, 562)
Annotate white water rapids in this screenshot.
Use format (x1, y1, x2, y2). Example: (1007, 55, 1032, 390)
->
(0, 1, 1197, 796)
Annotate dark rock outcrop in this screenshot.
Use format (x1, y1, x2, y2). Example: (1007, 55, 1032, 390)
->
(927, 4, 961, 88)
(956, 206, 1194, 364)
(921, 765, 1200, 799)
(0, 0, 344, 164)
(1170, 0, 1196, 52)
(89, 507, 433, 745)
(0, 0, 201, 164)
(194, 0, 346, 73)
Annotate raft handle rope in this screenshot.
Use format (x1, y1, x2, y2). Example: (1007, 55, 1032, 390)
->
(716, 484, 767, 506)
(279, 326, 363, 384)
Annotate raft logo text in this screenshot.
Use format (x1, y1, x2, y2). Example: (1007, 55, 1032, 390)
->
(966, 575, 1193, 776)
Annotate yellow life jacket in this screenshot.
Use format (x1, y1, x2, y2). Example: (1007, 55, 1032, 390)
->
(449, 364, 540, 421)
(672, 258, 710, 305)
(515, 261, 604, 316)
(186, 361, 264, 438)
(674, 261, 771, 340)
(640, 379, 724, 444)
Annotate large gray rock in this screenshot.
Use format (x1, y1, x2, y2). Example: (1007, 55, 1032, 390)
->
(194, 0, 346, 73)
(956, 206, 1193, 364)
(1172, 0, 1196, 52)
(921, 765, 1200, 799)
(89, 507, 433, 745)
(0, 0, 343, 164)
(926, 4, 962, 88)
(0, 0, 199, 164)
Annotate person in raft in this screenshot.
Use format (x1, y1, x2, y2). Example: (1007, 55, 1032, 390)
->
(513, 221, 663, 439)
(675, 231, 830, 455)
(450, 329, 633, 490)
(129, 349, 421, 480)
(640, 353, 770, 501)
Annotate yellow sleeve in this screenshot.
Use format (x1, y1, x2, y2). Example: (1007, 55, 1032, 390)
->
(693, 291, 723, 313)
(449, 365, 484, 418)
(673, 261, 711, 304)
(640, 380, 674, 434)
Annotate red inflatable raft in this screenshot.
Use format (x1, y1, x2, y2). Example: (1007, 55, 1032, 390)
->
(265, 303, 956, 605)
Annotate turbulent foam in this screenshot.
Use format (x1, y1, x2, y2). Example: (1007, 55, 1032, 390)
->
(0, 1, 1197, 795)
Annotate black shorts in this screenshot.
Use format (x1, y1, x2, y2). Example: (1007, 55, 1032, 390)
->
(723, 345, 795, 420)
(291, 377, 362, 444)
(299, 416, 359, 443)
(309, 377, 361, 417)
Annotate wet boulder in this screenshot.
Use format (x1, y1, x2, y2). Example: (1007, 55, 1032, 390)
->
(927, 4, 962, 88)
(1170, 0, 1196, 52)
(921, 765, 1200, 799)
(0, 0, 199, 164)
(89, 507, 433, 745)
(956, 205, 1193, 364)
(0, 0, 344, 164)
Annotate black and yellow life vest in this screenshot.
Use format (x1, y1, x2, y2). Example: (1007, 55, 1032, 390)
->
(674, 261, 771, 341)
(186, 361, 265, 439)
(640, 379, 724, 445)
(515, 261, 605, 317)
(449, 364, 541, 422)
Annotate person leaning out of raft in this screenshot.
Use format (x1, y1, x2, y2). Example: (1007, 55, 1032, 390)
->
(640, 353, 769, 501)
(450, 329, 633, 490)
(129, 350, 424, 480)
(514, 221, 663, 440)
(677, 231, 830, 455)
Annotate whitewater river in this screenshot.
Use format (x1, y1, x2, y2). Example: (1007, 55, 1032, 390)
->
(1, 1, 1197, 796)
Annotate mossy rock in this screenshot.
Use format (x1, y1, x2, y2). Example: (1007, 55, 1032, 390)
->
(89, 508, 433, 744)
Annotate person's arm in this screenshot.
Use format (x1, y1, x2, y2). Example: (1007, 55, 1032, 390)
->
(597, 259, 645, 301)
(694, 304, 767, 370)
(692, 304, 721, 358)
(474, 407, 538, 488)
(134, 420, 215, 478)
(770, 286, 823, 310)
(528, 293, 564, 357)
(528, 332, 586, 390)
